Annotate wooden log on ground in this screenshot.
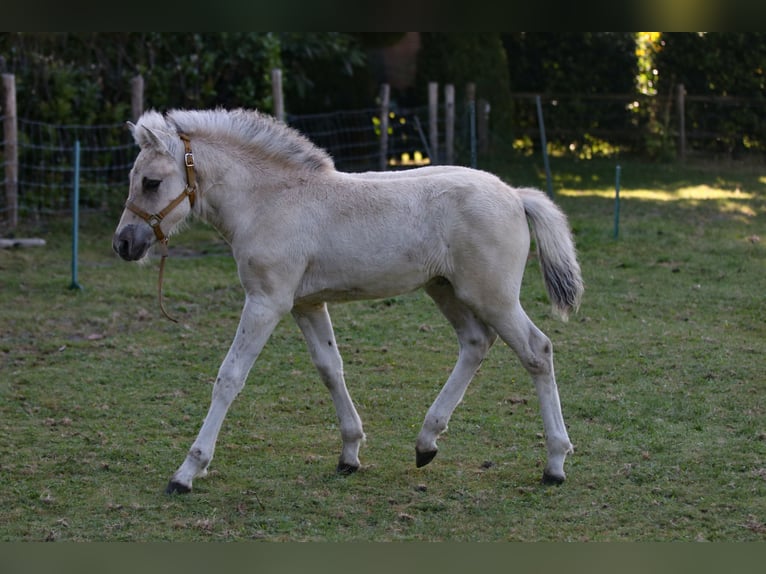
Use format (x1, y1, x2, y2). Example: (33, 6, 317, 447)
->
(0, 238, 46, 248)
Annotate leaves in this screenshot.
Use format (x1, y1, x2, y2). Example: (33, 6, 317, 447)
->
(0, 33, 368, 123)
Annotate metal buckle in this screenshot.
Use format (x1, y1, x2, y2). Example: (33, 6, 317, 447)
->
(148, 215, 161, 227)
(184, 152, 195, 168)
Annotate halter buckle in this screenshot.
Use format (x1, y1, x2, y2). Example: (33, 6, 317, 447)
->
(184, 152, 195, 168)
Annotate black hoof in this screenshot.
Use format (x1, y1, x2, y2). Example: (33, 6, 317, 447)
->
(415, 449, 437, 468)
(166, 480, 192, 494)
(541, 470, 566, 485)
(336, 462, 359, 475)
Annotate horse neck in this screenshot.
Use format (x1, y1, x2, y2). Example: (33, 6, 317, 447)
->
(192, 141, 317, 241)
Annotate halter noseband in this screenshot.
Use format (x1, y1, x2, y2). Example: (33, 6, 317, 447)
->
(124, 134, 198, 322)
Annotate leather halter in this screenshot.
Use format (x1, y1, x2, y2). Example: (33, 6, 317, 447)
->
(125, 134, 198, 257)
(124, 134, 198, 322)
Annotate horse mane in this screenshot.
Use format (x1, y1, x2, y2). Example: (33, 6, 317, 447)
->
(136, 108, 335, 172)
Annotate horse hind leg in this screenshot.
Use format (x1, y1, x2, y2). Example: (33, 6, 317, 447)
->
(490, 303, 574, 484)
(416, 279, 498, 467)
(292, 303, 365, 474)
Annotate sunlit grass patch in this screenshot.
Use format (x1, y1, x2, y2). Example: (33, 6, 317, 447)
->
(558, 184, 755, 202)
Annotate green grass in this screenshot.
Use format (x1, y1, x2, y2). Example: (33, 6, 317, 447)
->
(1, 157, 764, 541)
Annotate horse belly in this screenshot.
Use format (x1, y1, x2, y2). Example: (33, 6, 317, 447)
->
(294, 250, 436, 305)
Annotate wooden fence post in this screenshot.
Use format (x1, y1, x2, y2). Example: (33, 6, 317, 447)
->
(272, 68, 284, 122)
(677, 83, 686, 161)
(428, 81, 439, 164)
(466, 83, 477, 168)
(465, 83, 476, 105)
(130, 75, 144, 122)
(478, 98, 490, 154)
(379, 83, 390, 171)
(444, 84, 455, 164)
(2, 73, 18, 228)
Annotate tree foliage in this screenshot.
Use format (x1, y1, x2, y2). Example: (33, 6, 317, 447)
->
(0, 32, 367, 124)
(655, 32, 766, 155)
(656, 32, 766, 97)
(415, 33, 513, 133)
(502, 32, 636, 94)
(500, 32, 766, 157)
(2, 33, 765, 158)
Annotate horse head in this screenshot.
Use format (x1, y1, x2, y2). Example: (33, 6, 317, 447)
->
(112, 112, 197, 262)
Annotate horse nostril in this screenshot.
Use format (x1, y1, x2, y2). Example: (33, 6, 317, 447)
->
(114, 224, 152, 261)
(113, 233, 132, 259)
(117, 239, 130, 258)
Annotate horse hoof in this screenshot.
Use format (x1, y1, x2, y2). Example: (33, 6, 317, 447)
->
(336, 462, 359, 475)
(415, 449, 437, 468)
(166, 480, 192, 494)
(541, 470, 566, 485)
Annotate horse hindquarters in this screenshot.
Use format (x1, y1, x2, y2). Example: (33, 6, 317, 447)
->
(431, 188, 577, 483)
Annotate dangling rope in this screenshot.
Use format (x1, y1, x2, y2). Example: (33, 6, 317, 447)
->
(157, 242, 178, 323)
(125, 134, 198, 324)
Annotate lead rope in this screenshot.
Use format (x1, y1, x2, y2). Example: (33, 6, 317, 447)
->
(157, 239, 178, 323)
(153, 134, 198, 323)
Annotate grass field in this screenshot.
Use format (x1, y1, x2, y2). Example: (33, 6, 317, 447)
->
(1, 157, 764, 541)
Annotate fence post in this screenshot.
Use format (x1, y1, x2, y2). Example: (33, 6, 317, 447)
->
(2, 73, 18, 228)
(272, 68, 284, 122)
(677, 83, 686, 161)
(130, 74, 144, 122)
(70, 141, 82, 290)
(536, 95, 553, 198)
(478, 98, 490, 154)
(428, 81, 439, 164)
(379, 83, 390, 171)
(466, 83, 477, 169)
(444, 84, 455, 164)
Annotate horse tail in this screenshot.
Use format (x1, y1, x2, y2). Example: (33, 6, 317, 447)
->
(518, 187, 584, 321)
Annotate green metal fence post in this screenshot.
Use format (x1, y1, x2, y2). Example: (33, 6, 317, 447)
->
(70, 140, 82, 290)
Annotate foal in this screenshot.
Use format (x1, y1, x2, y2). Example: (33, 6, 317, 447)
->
(112, 108, 583, 494)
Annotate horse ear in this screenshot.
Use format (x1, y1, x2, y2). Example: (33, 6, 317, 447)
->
(133, 125, 174, 156)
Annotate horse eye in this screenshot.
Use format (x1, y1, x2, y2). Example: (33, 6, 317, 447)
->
(142, 177, 162, 192)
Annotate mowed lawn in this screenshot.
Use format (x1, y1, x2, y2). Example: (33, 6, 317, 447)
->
(0, 157, 764, 541)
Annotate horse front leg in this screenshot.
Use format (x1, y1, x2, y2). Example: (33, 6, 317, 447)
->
(166, 296, 285, 494)
(292, 303, 365, 473)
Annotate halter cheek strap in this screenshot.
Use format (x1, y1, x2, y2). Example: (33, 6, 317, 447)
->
(124, 134, 198, 322)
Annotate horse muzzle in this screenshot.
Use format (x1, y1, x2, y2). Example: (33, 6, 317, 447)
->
(113, 224, 154, 261)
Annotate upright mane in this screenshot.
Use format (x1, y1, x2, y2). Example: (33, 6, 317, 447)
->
(142, 108, 335, 172)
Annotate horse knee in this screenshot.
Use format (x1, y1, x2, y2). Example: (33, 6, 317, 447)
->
(459, 339, 487, 365)
(458, 326, 496, 365)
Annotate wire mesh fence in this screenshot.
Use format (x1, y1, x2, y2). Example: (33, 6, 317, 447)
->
(8, 119, 135, 220)
(503, 92, 766, 160)
(506, 93, 652, 154)
(0, 104, 473, 229)
(2, 91, 765, 229)
(288, 108, 383, 173)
